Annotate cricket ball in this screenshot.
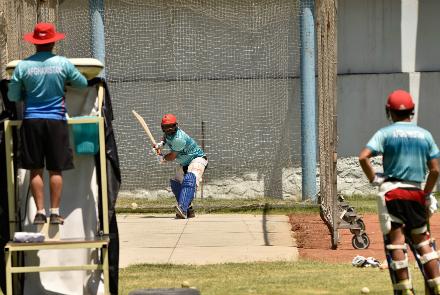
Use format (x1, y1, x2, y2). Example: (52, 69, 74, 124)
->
(181, 281, 190, 288)
(361, 287, 370, 293)
(131, 202, 138, 209)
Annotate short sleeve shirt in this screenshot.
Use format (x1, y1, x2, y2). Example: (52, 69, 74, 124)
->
(165, 128, 205, 166)
(366, 122, 440, 182)
(7, 51, 87, 120)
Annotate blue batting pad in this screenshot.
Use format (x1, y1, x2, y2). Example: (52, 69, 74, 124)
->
(170, 179, 182, 202)
(178, 172, 197, 212)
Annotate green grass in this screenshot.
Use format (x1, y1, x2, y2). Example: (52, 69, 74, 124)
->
(116, 196, 320, 215)
(342, 195, 378, 214)
(119, 260, 428, 295)
(117, 194, 440, 215)
(116, 195, 382, 215)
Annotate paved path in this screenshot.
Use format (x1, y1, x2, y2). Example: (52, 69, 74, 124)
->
(117, 214, 298, 267)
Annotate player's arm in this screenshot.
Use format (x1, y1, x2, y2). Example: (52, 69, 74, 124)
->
(162, 136, 185, 162)
(424, 158, 439, 194)
(7, 66, 24, 102)
(360, 130, 386, 185)
(163, 151, 177, 162)
(359, 148, 375, 183)
(425, 134, 440, 193)
(65, 60, 88, 88)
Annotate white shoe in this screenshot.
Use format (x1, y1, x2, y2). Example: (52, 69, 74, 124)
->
(174, 205, 187, 219)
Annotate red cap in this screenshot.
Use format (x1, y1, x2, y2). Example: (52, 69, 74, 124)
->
(386, 89, 415, 111)
(161, 114, 177, 125)
(23, 23, 65, 45)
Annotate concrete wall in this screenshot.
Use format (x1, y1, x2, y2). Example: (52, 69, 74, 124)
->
(338, 0, 402, 74)
(416, 0, 440, 71)
(337, 0, 440, 158)
(416, 72, 440, 141)
(337, 0, 440, 74)
(338, 73, 408, 157)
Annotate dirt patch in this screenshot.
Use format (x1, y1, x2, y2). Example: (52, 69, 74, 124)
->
(289, 212, 440, 264)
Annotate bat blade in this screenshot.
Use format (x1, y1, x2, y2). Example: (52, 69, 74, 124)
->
(132, 110, 157, 146)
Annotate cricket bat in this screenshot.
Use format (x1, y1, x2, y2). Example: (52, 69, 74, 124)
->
(132, 110, 157, 146)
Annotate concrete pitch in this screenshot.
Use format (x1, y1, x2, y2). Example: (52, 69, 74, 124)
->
(117, 214, 298, 267)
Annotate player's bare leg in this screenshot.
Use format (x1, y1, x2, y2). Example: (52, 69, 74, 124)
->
(31, 169, 47, 224)
(49, 170, 64, 224)
(30, 169, 44, 210)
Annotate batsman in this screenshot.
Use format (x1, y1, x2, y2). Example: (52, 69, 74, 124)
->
(359, 89, 440, 294)
(153, 114, 208, 219)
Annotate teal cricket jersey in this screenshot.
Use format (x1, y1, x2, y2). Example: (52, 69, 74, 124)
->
(7, 51, 87, 120)
(165, 128, 205, 166)
(366, 121, 440, 183)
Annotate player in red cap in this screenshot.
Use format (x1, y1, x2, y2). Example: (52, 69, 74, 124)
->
(7, 23, 92, 225)
(161, 113, 177, 125)
(359, 89, 440, 294)
(154, 114, 207, 219)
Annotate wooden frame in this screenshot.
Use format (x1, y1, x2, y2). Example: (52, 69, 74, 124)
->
(3, 83, 110, 295)
(5, 238, 110, 295)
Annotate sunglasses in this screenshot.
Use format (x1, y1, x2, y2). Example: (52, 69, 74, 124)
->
(161, 124, 177, 130)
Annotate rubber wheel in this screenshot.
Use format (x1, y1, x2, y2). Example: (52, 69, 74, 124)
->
(349, 219, 366, 234)
(128, 288, 200, 295)
(352, 233, 370, 250)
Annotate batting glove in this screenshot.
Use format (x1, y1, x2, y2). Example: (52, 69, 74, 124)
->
(151, 147, 161, 156)
(425, 193, 438, 216)
(152, 141, 165, 155)
(371, 173, 386, 187)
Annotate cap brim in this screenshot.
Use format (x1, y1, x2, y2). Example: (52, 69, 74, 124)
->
(23, 32, 65, 45)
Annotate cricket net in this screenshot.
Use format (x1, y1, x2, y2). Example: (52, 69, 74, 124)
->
(0, 0, 337, 211)
(56, 0, 310, 199)
(316, 0, 338, 248)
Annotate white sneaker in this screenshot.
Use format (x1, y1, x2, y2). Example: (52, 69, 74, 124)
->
(174, 205, 187, 219)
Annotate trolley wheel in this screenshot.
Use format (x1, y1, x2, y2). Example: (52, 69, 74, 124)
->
(352, 233, 370, 250)
(349, 219, 366, 234)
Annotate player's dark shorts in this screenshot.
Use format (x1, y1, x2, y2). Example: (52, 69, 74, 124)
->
(385, 187, 427, 231)
(20, 119, 74, 171)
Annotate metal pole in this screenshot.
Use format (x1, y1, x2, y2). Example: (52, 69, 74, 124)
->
(300, 1, 317, 201)
(200, 121, 205, 199)
(89, 0, 106, 77)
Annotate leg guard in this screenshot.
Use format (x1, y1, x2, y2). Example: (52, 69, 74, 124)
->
(409, 233, 440, 295)
(170, 179, 182, 202)
(394, 280, 414, 295)
(377, 192, 392, 234)
(178, 172, 197, 213)
(427, 277, 440, 294)
(384, 238, 414, 294)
